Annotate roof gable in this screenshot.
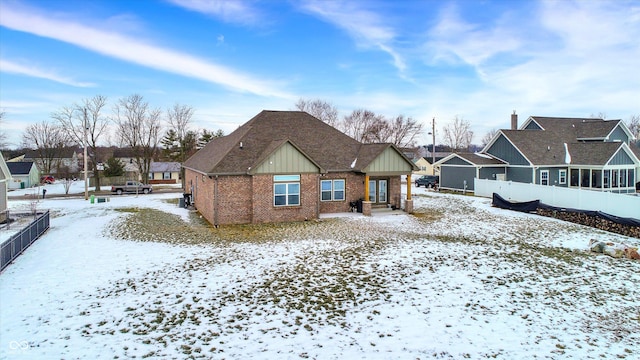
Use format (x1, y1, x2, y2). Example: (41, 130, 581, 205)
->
(7, 161, 36, 175)
(250, 140, 322, 174)
(184, 110, 415, 176)
(361, 145, 418, 175)
(485, 132, 532, 165)
(436, 153, 507, 167)
(568, 142, 639, 166)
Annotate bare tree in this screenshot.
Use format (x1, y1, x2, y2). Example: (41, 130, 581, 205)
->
(589, 112, 607, 119)
(165, 103, 195, 187)
(167, 103, 194, 142)
(293, 100, 424, 147)
(112, 94, 162, 183)
(295, 98, 339, 127)
(625, 114, 639, 137)
(51, 95, 110, 190)
(342, 109, 385, 143)
(384, 115, 424, 148)
(22, 121, 71, 175)
(481, 129, 498, 147)
(442, 116, 474, 152)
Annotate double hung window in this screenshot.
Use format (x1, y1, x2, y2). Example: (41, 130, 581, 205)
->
(321, 179, 345, 201)
(274, 175, 300, 206)
(558, 170, 567, 185)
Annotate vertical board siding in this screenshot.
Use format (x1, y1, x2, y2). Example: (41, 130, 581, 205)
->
(253, 142, 319, 174)
(608, 148, 634, 166)
(608, 126, 630, 143)
(507, 167, 534, 183)
(487, 135, 529, 165)
(440, 166, 476, 191)
(366, 147, 413, 174)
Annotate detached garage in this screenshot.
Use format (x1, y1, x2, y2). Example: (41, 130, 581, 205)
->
(436, 153, 506, 192)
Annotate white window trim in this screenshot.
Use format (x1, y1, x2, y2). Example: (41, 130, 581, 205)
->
(540, 170, 549, 186)
(274, 175, 300, 207)
(321, 179, 346, 202)
(558, 169, 567, 185)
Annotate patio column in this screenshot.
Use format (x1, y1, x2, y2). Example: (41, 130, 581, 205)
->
(405, 173, 413, 214)
(363, 174, 371, 216)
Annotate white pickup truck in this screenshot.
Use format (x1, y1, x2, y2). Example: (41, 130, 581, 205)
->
(111, 181, 153, 195)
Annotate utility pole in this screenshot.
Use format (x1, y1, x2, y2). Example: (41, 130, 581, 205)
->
(432, 117, 436, 175)
(83, 108, 88, 200)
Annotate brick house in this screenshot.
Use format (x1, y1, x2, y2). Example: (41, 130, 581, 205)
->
(182, 110, 418, 226)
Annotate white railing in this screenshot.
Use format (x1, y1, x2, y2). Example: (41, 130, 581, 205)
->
(474, 179, 640, 219)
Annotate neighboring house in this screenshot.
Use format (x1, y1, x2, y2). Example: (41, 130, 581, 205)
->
(0, 153, 10, 223)
(6, 161, 40, 189)
(24, 147, 81, 176)
(413, 153, 450, 176)
(149, 162, 181, 184)
(436, 153, 507, 192)
(112, 148, 142, 179)
(436, 114, 639, 193)
(183, 110, 418, 226)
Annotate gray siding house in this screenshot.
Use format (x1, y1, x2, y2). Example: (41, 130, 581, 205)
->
(436, 114, 639, 193)
(437, 153, 506, 192)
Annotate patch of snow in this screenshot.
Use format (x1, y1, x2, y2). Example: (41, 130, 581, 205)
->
(1, 184, 638, 359)
(473, 152, 491, 159)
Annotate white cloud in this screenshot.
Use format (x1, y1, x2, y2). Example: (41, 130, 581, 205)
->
(420, 0, 640, 142)
(426, 4, 522, 69)
(0, 3, 293, 99)
(0, 59, 95, 87)
(166, 0, 261, 25)
(299, 0, 406, 72)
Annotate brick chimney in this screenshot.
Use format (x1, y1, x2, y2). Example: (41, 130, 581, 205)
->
(511, 111, 518, 130)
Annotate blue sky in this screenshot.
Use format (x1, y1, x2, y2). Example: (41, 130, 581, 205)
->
(1, 0, 639, 148)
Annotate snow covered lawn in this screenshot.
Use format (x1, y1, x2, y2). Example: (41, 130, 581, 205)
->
(1, 184, 639, 359)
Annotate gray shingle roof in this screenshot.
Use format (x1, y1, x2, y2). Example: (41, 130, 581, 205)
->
(150, 162, 181, 172)
(455, 153, 507, 165)
(528, 116, 620, 141)
(501, 117, 632, 166)
(567, 142, 629, 166)
(500, 129, 566, 165)
(7, 162, 35, 175)
(184, 110, 413, 175)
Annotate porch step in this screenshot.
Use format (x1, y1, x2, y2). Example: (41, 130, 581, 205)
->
(371, 207, 401, 216)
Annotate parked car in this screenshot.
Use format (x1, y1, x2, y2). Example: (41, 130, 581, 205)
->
(111, 181, 153, 195)
(41, 175, 55, 184)
(415, 175, 439, 188)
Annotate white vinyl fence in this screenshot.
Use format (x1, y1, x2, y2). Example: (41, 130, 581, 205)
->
(475, 179, 640, 220)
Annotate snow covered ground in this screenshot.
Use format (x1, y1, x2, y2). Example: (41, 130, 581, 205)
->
(1, 182, 639, 359)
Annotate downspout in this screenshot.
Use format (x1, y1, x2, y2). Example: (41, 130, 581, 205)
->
(317, 174, 321, 218)
(214, 175, 219, 227)
(406, 173, 412, 201)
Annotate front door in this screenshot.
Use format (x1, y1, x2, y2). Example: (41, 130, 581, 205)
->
(368, 179, 388, 205)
